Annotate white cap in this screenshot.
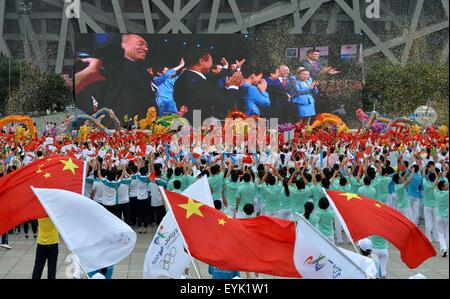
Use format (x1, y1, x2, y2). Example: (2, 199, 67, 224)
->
(409, 273, 426, 279)
(358, 238, 373, 252)
(90, 273, 106, 279)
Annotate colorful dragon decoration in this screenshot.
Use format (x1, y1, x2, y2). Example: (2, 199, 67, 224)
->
(65, 108, 121, 136)
(0, 115, 37, 140)
(356, 109, 422, 132)
(306, 113, 350, 133)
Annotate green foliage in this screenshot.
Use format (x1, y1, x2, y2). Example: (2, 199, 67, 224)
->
(364, 60, 449, 124)
(2, 59, 72, 115)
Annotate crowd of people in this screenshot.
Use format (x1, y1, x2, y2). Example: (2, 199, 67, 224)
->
(1, 122, 449, 279)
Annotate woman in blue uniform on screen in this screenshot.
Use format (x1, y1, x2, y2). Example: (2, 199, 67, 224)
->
(288, 69, 319, 125)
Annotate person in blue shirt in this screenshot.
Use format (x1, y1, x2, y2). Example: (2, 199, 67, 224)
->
(386, 166, 397, 209)
(407, 164, 423, 225)
(152, 58, 185, 116)
(287, 69, 319, 125)
(241, 66, 270, 117)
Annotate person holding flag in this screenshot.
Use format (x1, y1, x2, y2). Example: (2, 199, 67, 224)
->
(31, 217, 59, 279)
(316, 197, 335, 243)
(357, 238, 382, 279)
(434, 166, 449, 257)
(357, 174, 389, 279)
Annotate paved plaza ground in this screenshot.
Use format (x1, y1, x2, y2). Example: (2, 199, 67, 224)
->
(0, 222, 448, 279)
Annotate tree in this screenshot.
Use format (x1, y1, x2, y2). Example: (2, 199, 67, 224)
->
(5, 61, 72, 115)
(364, 60, 449, 124)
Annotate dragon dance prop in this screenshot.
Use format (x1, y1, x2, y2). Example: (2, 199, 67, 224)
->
(306, 113, 350, 133)
(139, 107, 157, 130)
(356, 109, 422, 132)
(149, 106, 189, 134)
(0, 115, 37, 139)
(66, 114, 112, 136)
(92, 108, 121, 130)
(153, 114, 190, 134)
(65, 108, 122, 136)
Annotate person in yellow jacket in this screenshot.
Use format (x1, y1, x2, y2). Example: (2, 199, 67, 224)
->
(31, 217, 59, 279)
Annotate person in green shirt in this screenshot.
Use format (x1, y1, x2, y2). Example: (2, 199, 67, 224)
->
(167, 167, 185, 191)
(236, 173, 257, 218)
(423, 170, 439, 243)
(434, 171, 449, 257)
(393, 170, 415, 221)
(374, 162, 392, 204)
(222, 170, 240, 217)
(258, 174, 282, 218)
(316, 197, 335, 243)
(357, 177, 377, 199)
(208, 163, 225, 203)
(360, 173, 390, 279)
(310, 173, 326, 207)
(172, 180, 183, 194)
(290, 179, 311, 218)
(303, 201, 319, 227)
(279, 174, 297, 220)
(332, 174, 351, 244)
(344, 160, 364, 194)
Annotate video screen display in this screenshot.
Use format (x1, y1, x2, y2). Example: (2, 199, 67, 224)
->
(74, 33, 363, 127)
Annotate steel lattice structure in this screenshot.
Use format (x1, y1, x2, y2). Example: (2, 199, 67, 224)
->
(0, 0, 448, 75)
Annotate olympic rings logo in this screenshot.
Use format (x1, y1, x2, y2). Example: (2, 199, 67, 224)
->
(159, 247, 177, 270)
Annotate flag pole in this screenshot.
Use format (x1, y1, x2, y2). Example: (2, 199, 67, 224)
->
(30, 186, 92, 279)
(159, 186, 202, 279)
(322, 188, 360, 254)
(70, 251, 92, 279)
(81, 160, 87, 197)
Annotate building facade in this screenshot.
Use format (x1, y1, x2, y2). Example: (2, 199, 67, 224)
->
(0, 0, 448, 75)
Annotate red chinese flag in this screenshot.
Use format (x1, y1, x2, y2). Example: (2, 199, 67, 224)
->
(148, 172, 156, 183)
(0, 155, 85, 235)
(164, 190, 300, 278)
(325, 190, 436, 268)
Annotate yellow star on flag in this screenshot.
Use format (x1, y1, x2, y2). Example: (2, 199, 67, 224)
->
(226, 215, 233, 219)
(60, 158, 79, 175)
(178, 198, 204, 219)
(375, 203, 382, 208)
(43, 172, 51, 179)
(218, 219, 226, 226)
(46, 158, 53, 162)
(340, 193, 362, 201)
(36, 168, 43, 174)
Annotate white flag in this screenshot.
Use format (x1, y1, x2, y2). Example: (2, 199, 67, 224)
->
(143, 212, 189, 279)
(143, 176, 214, 279)
(31, 187, 136, 273)
(294, 215, 372, 279)
(182, 175, 214, 208)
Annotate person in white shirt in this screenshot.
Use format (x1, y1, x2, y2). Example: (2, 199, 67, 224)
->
(99, 169, 121, 216)
(116, 168, 131, 224)
(128, 164, 139, 227)
(90, 173, 104, 205)
(149, 169, 167, 226)
(136, 166, 151, 233)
